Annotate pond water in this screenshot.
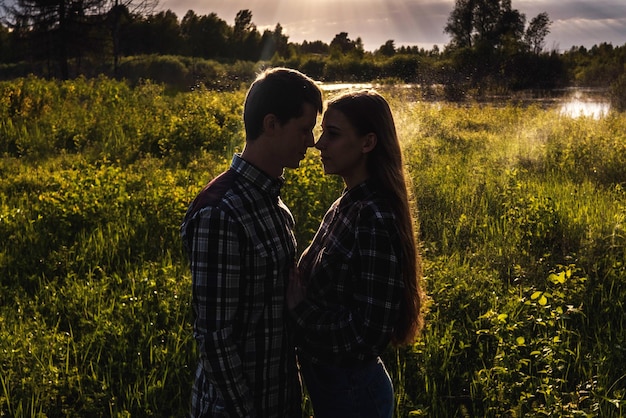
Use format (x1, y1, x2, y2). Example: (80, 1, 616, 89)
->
(557, 89, 611, 119)
(319, 83, 612, 119)
(319, 82, 373, 92)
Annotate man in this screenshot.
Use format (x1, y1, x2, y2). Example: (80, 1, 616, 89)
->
(180, 68, 323, 418)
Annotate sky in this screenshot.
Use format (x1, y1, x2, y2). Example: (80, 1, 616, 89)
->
(158, 0, 626, 52)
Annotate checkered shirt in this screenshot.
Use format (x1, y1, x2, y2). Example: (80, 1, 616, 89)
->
(181, 155, 300, 418)
(291, 180, 405, 367)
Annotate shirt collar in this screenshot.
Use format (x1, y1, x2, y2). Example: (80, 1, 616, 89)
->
(231, 154, 284, 197)
(338, 180, 375, 208)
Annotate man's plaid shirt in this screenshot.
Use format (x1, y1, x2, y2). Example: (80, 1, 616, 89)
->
(181, 155, 300, 418)
(291, 180, 405, 367)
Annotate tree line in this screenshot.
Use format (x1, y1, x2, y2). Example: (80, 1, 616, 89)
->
(1, 0, 625, 102)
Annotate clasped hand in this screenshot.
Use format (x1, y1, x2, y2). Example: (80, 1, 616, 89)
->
(286, 264, 306, 310)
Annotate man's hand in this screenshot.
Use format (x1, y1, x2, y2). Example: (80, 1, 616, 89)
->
(287, 264, 306, 310)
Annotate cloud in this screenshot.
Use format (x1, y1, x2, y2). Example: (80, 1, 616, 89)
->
(158, 0, 626, 51)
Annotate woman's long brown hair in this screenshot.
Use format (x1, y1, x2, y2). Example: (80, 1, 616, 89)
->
(327, 90, 426, 344)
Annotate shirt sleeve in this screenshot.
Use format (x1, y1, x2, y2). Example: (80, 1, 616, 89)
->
(292, 206, 404, 357)
(188, 207, 255, 417)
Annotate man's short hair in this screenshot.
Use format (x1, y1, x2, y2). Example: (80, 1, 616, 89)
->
(243, 67, 323, 141)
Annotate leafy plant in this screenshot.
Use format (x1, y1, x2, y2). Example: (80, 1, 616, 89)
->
(1, 78, 625, 417)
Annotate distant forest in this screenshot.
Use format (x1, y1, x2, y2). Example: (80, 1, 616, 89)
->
(1, 0, 626, 104)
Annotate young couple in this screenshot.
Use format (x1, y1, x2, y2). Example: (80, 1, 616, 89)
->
(181, 67, 425, 418)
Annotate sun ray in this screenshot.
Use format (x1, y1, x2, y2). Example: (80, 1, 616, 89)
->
(155, 0, 626, 52)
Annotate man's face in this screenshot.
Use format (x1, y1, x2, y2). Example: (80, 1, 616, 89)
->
(272, 103, 318, 169)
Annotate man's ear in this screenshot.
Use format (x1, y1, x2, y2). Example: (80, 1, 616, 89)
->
(263, 114, 278, 135)
(362, 133, 377, 154)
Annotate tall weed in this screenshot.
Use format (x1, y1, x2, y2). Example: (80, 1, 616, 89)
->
(1, 78, 625, 416)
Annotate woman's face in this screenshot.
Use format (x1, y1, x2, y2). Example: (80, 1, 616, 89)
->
(315, 107, 374, 187)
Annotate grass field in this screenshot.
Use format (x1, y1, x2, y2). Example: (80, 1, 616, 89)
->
(1, 76, 625, 417)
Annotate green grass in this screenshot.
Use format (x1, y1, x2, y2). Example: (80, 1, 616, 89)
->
(1, 76, 625, 417)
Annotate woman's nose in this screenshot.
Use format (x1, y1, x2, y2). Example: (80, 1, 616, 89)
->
(315, 135, 325, 150)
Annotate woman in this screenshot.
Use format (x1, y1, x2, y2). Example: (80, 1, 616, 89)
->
(288, 90, 425, 418)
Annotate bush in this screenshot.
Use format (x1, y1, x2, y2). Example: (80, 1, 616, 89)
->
(2, 80, 626, 417)
(611, 71, 626, 112)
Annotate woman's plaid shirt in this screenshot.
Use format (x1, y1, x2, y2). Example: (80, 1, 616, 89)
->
(181, 155, 300, 418)
(292, 181, 405, 367)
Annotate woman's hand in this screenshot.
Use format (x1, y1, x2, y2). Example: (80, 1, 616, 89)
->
(287, 264, 306, 310)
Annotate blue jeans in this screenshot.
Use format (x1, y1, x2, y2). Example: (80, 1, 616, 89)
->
(299, 357, 394, 418)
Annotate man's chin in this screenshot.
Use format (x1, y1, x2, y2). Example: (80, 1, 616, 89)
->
(286, 159, 303, 169)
